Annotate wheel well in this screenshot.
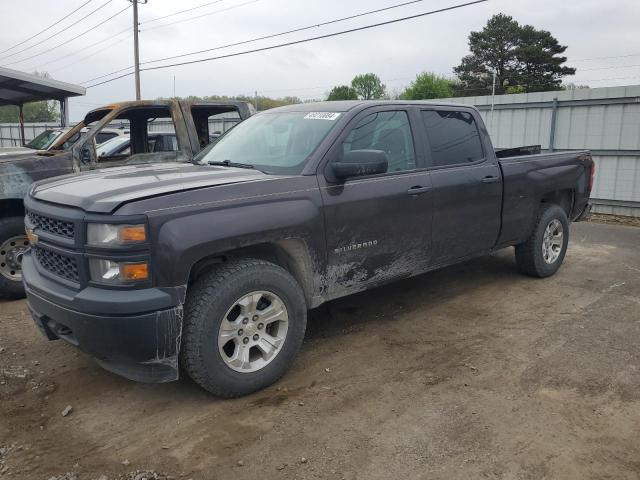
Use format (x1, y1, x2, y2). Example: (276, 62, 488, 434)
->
(188, 240, 316, 306)
(540, 189, 574, 218)
(0, 199, 25, 219)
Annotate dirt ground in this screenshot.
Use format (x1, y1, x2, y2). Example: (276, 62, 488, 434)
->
(1, 222, 639, 480)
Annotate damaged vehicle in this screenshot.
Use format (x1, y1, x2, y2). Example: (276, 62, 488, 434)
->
(0, 126, 129, 158)
(22, 101, 594, 397)
(0, 99, 254, 298)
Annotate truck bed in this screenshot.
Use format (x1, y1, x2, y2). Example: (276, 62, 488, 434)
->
(497, 149, 593, 246)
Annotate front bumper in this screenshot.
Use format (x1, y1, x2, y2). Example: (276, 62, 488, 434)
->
(23, 251, 184, 383)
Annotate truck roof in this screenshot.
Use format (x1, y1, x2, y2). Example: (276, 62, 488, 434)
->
(269, 100, 476, 113)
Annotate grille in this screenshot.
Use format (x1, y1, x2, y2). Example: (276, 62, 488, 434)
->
(27, 211, 75, 239)
(33, 247, 79, 283)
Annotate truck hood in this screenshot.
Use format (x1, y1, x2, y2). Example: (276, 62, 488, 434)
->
(0, 147, 35, 157)
(31, 162, 271, 213)
(0, 150, 44, 163)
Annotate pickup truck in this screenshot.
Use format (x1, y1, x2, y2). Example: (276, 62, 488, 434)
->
(21, 100, 594, 397)
(0, 99, 253, 298)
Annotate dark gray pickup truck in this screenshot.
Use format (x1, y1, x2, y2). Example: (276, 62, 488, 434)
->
(22, 100, 594, 397)
(0, 99, 253, 298)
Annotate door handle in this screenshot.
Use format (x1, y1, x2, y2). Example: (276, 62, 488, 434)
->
(481, 175, 500, 184)
(407, 185, 431, 195)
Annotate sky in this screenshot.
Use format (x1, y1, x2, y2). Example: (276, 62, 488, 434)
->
(1, 0, 639, 121)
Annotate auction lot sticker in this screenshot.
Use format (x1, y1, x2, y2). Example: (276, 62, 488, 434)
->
(304, 112, 341, 121)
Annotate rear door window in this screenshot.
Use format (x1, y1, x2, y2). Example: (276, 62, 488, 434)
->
(420, 110, 484, 167)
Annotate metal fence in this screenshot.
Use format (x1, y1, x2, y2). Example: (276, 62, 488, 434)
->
(438, 85, 640, 217)
(0, 122, 61, 147)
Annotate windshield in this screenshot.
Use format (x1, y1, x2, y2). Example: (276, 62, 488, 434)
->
(195, 111, 341, 174)
(25, 130, 62, 150)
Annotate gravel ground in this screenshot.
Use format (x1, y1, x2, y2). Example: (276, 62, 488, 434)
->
(1, 221, 639, 480)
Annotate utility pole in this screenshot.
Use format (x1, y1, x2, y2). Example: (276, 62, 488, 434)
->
(490, 69, 497, 128)
(130, 0, 145, 100)
(254, 90, 258, 111)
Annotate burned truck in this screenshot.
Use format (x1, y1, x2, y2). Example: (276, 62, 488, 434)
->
(0, 99, 254, 298)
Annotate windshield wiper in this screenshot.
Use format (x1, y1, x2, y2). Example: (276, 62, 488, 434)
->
(208, 159, 254, 169)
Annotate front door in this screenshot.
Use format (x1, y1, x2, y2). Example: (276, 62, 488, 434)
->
(318, 107, 433, 299)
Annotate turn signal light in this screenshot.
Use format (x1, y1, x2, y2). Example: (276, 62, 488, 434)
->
(120, 262, 149, 281)
(118, 226, 146, 243)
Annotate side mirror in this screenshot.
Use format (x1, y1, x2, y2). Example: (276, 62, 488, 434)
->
(332, 149, 388, 179)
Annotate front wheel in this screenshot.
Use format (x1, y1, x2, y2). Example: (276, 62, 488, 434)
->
(181, 259, 307, 397)
(0, 216, 29, 300)
(515, 204, 569, 278)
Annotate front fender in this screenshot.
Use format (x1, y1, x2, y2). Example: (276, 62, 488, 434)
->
(0, 154, 73, 201)
(152, 198, 325, 289)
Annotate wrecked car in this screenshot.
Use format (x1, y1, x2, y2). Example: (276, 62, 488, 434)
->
(0, 99, 254, 298)
(0, 126, 128, 158)
(22, 101, 594, 397)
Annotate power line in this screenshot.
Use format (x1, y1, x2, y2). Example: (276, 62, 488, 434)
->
(2, 4, 131, 67)
(31, 27, 131, 70)
(0, 0, 96, 55)
(49, 33, 132, 73)
(572, 53, 640, 62)
(141, 0, 262, 32)
(142, 0, 227, 24)
(86, 0, 488, 88)
(0, 0, 114, 61)
(579, 63, 640, 72)
(80, 63, 134, 84)
(144, 0, 433, 62)
(259, 76, 419, 94)
(81, 0, 441, 84)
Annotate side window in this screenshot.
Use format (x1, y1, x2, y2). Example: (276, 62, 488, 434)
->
(421, 110, 484, 166)
(342, 110, 416, 173)
(191, 106, 241, 148)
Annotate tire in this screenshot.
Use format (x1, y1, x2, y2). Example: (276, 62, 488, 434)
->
(0, 216, 29, 300)
(515, 204, 569, 278)
(181, 258, 307, 397)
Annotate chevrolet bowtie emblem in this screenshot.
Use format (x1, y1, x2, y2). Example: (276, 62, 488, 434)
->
(26, 228, 38, 246)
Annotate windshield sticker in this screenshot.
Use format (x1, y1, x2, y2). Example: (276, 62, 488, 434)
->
(304, 112, 341, 121)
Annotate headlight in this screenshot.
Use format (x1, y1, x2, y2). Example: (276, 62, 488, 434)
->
(87, 223, 146, 246)
(89, 259, 149, 284)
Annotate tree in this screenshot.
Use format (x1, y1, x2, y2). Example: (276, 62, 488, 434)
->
(351, 73, 386, 100)
(326, 85, 358, 101)
(454, 14, 575, 95)
(0, 71, 60, 122)
(401, 72, 456, 100)
(0, 101, 60, 123)
(514, 25, 575, 92)
(563, 83, 590, 90)
(164, 94, 301, 111)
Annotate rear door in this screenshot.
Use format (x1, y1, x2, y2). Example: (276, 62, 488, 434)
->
(419, 107, 502, 264)
(318, 106, 433, 298)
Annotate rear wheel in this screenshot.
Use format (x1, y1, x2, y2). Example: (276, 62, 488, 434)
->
(181, 259, 307, 397)
(515, 204, 569, 278)
(0, 216, 29, 300)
